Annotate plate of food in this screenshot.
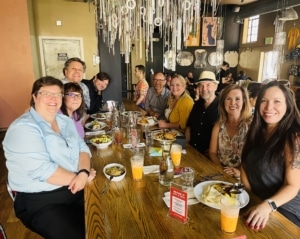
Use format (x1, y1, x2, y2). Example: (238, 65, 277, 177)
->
(90, 134, 113, 148)
(137, 116, 157, 126)
(193, 181, 249, 210)
(121, 111, 142, 117)
(85, 121, 107, 131)
(90, 113, 106, 120)
(152, 131, 177, 141)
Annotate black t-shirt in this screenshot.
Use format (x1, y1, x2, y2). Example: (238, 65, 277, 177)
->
(186, 96, 219, 155)
(82, 79, 103, 114)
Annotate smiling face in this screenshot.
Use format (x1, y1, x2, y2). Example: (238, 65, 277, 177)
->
(224, 89, 243, 117)
(170, 75, 186, 98)
(33, 85, 63, 116)
(259, 86, 287, 127)
(64, 61, 84, 83)
(198, 81, 218, 101)
(64, 92, 83, 115)
(94, 78, 109, 91)
(153, 73, 166, 92)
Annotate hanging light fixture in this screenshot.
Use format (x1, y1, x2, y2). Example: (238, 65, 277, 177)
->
(234, 14, 244, 24)
(278, 7, 298, 21)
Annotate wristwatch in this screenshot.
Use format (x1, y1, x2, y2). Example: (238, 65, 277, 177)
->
(77, 169, 90, 177)
(267, 199, 277, 212)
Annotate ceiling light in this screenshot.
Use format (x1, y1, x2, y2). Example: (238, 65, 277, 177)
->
(278, 7, 298, 21)
(234, 15, 244, 24)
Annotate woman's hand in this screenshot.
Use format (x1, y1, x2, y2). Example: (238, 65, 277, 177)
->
(158, 120, 167, 128)
(68, 172, 88, 194)
(87, 168, 96, 182)
(223, 166, 240, 178)
(243, 201, 271, 230)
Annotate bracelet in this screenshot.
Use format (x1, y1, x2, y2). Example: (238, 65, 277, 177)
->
(77, 169, 90, 177)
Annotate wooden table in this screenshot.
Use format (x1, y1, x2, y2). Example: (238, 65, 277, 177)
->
(84, 101, 299, 239)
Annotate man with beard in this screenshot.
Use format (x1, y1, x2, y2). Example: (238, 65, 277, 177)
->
(185, 71, 219, 157)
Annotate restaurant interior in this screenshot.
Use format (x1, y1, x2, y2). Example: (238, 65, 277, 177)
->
(1, 0, 300, 238)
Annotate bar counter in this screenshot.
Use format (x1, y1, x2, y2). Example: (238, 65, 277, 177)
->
(84, 100, 299, 239)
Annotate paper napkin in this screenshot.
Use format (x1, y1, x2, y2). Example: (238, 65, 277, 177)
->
(149, 147, 162, 156)
(143, 165, 159, 174)
(162, 188, 199, 208)
(122, 143, 146, 149)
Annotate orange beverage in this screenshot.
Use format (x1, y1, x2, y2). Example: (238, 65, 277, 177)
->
(220, 197, 240, 233)
(131, 165, 143, 181)
(170, 144, 182, 167)
(170, 151, 181, 166)
(130, 155, 144, 181)
(220, 212, 239, 233)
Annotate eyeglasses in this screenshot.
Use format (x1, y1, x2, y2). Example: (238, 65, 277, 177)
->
(64, 93, 82, 99)
(69, 67, 83, 73)
(153, 79, 166, 82)
(38, 92, 64, 98)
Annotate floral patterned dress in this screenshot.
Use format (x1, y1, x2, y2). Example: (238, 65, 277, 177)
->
(217, 122, 249, 167)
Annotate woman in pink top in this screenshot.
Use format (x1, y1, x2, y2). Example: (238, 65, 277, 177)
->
(60, 83, 86, 138)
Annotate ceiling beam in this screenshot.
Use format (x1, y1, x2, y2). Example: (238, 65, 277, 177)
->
(238, 0, 300, 18)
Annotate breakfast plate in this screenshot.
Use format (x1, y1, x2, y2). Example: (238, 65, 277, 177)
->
(121, 111, 142, 117)
(152, 131, 177, 141)
(137, 117, 157, 126)
(90, 113, 106, 120)
(85, 121, 107, 131)
(193, 180, 249, 210)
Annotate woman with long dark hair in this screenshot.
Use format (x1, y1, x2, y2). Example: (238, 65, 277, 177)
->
(241, 81, 300, 228)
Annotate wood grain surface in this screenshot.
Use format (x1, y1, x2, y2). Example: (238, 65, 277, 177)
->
(84, 100, 299, 239)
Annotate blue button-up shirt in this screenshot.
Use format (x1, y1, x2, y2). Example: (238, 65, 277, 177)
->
(3, 107, 91, 193)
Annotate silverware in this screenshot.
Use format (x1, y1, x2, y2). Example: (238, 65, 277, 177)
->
(199, 173, 223, 181)
(101, 175, 114, 194)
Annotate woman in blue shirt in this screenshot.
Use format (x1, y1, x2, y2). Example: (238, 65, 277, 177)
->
(3, 76, 95, 239)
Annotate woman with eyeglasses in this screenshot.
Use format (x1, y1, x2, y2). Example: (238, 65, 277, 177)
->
(60, 82, 86, 138)
(3, 76, 95, 239)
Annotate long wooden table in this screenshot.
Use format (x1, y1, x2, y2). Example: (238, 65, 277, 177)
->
(84, 100, 299, 239)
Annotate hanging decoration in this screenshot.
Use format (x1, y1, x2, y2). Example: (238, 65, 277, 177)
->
(94, 0, 221, 65)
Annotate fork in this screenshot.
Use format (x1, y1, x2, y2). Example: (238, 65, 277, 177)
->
(101, 176, 113, 194)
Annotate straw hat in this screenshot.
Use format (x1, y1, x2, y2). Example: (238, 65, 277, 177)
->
(195, 71, 218, 84)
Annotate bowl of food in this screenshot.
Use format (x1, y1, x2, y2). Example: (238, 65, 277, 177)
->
(90, 134, 113, 148)
(103, 163, 126, 182)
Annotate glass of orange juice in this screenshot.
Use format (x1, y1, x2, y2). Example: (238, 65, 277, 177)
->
(220, 197, 240, 233)
(130, 148, 144, 181)
(170, 144, 182, 174)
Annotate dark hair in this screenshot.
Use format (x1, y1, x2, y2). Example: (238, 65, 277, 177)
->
(135, 65, 145, 74)
(94, 72, 111, 84)
(247, 82, 262, 99)
(218, 84, 252, 125)
(30, 76, 63, 107)
(63, 57, 86, 76)
(223, 61, 229, 67)
(242, 81, 300, 167)
(61, 83, 85, 121)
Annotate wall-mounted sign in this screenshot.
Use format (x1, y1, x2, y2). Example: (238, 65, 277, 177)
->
(57, 53, 68, 61)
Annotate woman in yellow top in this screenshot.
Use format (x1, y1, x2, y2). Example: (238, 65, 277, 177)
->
(158, 74, 194, 131)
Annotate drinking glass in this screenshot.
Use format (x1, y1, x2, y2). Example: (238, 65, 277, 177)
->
(130, 148, 145, 181)
(170, 144, 182, 174)
(220, 197, 240, 234)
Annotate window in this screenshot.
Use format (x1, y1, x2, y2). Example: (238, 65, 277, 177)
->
(242, 15, 259, 44)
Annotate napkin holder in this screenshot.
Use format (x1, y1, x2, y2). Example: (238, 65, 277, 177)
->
(176, 135, 186, 149)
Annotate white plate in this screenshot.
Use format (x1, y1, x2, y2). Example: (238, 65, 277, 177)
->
(193, 180, 249, 210)
(121, 111, 142, 117)
(85, 121, 107, 131)
(90, 135, 113, 149)
(137, 117, 157, 126)
(90, 113, 106, 120)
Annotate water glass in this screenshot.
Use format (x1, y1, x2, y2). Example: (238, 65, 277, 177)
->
(181, 167, 194, 188)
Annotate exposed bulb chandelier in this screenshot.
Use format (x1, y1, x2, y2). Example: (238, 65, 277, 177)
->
(94, 0, 221, 63)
